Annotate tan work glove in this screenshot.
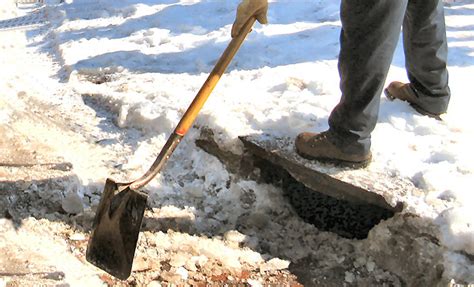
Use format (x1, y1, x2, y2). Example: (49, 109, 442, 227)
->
(231, 0, 268, 38)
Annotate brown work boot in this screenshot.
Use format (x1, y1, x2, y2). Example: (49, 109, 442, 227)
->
(384, 81, 443, 120)
(295, 131, 372, 169)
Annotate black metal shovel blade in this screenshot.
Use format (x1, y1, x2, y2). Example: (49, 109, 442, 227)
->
(86, 178, 148, 280)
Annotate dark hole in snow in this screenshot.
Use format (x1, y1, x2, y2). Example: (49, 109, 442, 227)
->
(81, 73, 114, 85)
(195, 131, 397, 240)
(253, 156, 395, 239)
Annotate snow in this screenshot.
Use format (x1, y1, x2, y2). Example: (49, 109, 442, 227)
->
(437, 207, 474, 255)
(0, 218, 104, 286)
(1, 0, 474, 285)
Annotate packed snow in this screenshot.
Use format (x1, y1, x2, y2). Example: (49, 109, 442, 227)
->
(1, 0, 473, 285)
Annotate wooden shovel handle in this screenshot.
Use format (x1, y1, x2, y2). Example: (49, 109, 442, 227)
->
(131, 17, 257, 190)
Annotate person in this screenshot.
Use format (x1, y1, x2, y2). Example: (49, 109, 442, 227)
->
(232, 0, 451, 168)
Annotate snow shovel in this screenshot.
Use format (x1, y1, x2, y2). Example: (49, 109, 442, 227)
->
(86, 17, 258, 280)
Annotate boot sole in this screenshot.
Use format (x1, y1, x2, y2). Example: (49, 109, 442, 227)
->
(297, 151, 372, 169)
(384, 88, 442, 121)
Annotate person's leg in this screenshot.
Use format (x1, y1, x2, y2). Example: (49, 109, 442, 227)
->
(402, 0, 450, 114)
(327, 0, 408, 155)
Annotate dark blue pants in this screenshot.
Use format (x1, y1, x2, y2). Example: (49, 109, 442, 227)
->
(328, 0, 450, 155)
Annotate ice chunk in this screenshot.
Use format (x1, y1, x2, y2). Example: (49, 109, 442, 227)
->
(345, 271, 355, 283)
(259, 258, 290, 272)
(436, 207, 474, 255)
(61, 192, 83, 214)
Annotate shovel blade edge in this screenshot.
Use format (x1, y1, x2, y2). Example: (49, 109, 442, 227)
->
(86, 179, 148, 280)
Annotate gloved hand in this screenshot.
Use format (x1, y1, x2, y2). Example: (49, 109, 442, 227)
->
(231, 0, 268, 38)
